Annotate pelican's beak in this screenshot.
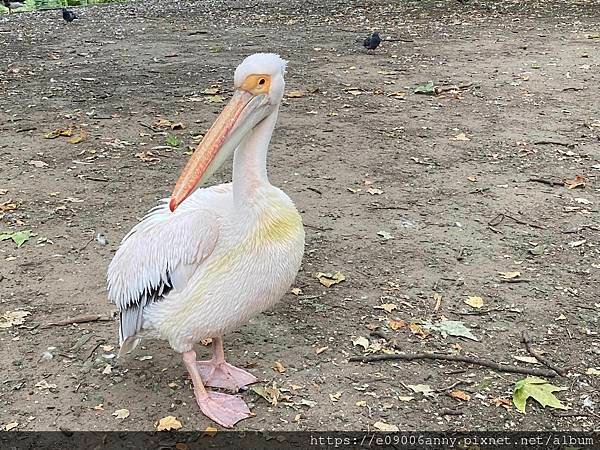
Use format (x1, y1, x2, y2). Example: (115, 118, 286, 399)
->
(169, 89, 267, 211)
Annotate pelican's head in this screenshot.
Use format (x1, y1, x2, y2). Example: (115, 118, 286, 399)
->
(169, 53, 287, 211)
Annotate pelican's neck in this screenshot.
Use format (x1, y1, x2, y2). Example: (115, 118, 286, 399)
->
(232, 107, 279, 206)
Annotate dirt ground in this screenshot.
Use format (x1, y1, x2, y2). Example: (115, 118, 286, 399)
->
(0, 0, 599, 434)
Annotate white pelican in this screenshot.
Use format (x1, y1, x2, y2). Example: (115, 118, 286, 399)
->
(107, 53, 305, 428)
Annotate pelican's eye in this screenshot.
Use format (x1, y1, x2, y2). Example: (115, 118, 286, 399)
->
(241, 74, 271, 95)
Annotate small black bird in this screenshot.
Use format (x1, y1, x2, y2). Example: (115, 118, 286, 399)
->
(363, 32, 381, 51)
(62, 8, 77, 22)
(3, 0, 26, 13)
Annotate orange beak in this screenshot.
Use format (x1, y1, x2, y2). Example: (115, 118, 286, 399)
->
(169, 89, 259, 212)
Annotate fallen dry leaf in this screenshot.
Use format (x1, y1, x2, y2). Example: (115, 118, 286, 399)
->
(203, 426, 218, 437)
(251, 383, 282, 406)
(112, 408, 130, 420)
(286, 90, 305, 98)
(291, 287, 302, 296)
(374, 303, 397, 313)
(4, 422, 18, 431)
(388, 319, 406, 330)
(135, 151, 160, 163)
(153, 118, 173, 128)
(405, 383, 433, 396)
(29, 160, 48, 168)
(35, 380, 57, 390)
(464, 296, 484, 309)
(156, 415, 182, 431)
(564, 175, 586, 189)
(408, 322, 430, 339)
(373, 421, 399, 432)
(329, 391, 342, 402)
(272, 361, 286, 373)
(452, 132, 471, 141)
(316, 271, 345, 287)
(449, 389, 471, 402)
(68, 131, 87, 144)
(367, 188, 383, 195)
(352, 336, 370, 351)
(513, 356, 539, 364)
(492, 397, 512, 410)
(499, 271, 521, 280)
(315, 346, 329, 355)
(0, 310, 31, 328)
(433, 293, 443, 312)
(585, 368, 600, 376)
(44, 127, 73, 139)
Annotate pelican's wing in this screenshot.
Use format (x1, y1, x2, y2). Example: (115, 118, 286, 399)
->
(107, 188, 227, 349)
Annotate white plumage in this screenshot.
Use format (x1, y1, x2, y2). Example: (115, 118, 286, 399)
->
(106, 53, 305, 428)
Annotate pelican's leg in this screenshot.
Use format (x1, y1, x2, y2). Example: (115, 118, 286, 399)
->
(196, 337, 258, 392)
(183, 350, 251, 428)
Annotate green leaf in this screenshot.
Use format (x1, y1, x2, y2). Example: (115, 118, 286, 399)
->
(165, 135, 180, 147)
(512, 377, 568, 414)
(424, 320, 478, 341)
(0, 230, 31, 247)
(414, 81, 437, 95)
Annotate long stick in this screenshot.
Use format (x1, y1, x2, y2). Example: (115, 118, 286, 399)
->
(349, 352, 558, 377)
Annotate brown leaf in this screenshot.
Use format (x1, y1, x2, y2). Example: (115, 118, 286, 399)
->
(68, 131, 87, 144)
(272, 361, 286, 373)
(374, 303, 396, 313)
(286, 90, 305, 98)
(44, 127, 73, 139)
(203, 426, 218, 437)
(492, 397, 512, 410)
(170, 122, 186, 130)
(449, 389, 471, 401)
(316, 271, 345, 287)
(464, 296, 484, 309)
(135, 151, 160, 163)
(155, 416, 182, 431)
(153, 118, 173, 128)
(499, 271, 521, 280)
(564, 175, 586, 189)
(408, 322, 430, 339)
(388, 319, 406, 330)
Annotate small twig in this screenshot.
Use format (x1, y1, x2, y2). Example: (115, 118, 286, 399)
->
(307, 187, 322, 195)
(42, 314, 112, 329)
(16, 126, 37, 133)
(551, 411, 590, 418)
(383, 38, 414, 43)
(561, 87, 585, 92)
(137, 122, 161, 133)
(367, 205, 408, 210)
(78, 236, 95, 251)
(488, 213, 544, 229)
(533, 140, 575, 149)
(521, 331, 567, 377)
(439, 409, 464, 416)
(527, 177, 562, 187)
(82, 176, 109, 182)
(84, 341, 104, 361)
(435, 380, 471, 392)
(500, 278, 530, 283)
(304, 223, 332, 232)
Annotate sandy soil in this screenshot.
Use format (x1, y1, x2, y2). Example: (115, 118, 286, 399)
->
(0, 0, 599, 433)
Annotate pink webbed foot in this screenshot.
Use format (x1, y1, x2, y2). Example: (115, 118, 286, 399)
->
(197, 360, 259, 392)
(196, 391, 251, 428)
